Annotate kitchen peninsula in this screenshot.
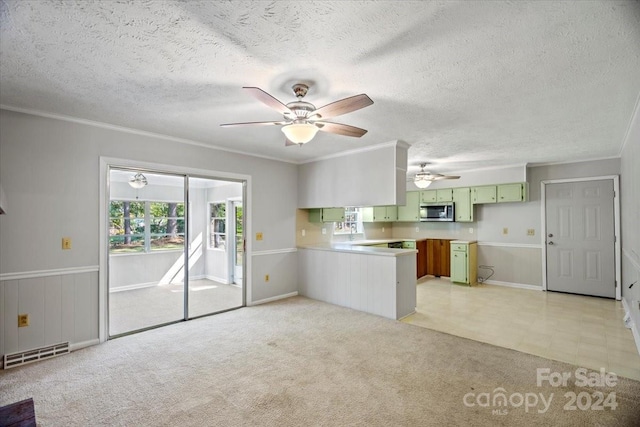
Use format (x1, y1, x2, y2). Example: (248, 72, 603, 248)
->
(298, 240, 417, 320)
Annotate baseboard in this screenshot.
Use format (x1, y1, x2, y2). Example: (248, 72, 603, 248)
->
(482, 279, 542, 291)
(622, 298, 640, 356)
(205, 275, 229, 284)
(249, 292, 298, 306)
(109, 282, 157, 292)
(70, 339, 100, 352)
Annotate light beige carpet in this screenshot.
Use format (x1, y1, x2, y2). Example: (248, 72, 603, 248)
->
(1, 296, 639, 426)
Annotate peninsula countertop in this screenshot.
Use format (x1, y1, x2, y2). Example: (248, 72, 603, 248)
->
(298, 240, 417, 257)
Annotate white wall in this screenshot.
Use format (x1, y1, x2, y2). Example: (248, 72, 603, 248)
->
(0, 109, 298, 357)
(620, 101, 640, 348)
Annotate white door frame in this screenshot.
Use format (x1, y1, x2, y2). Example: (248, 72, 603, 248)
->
(99, 157, 252, 343)
(540, 175, 621, 300)
(227, 197, 243, 285)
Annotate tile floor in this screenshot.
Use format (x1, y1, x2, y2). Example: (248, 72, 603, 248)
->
(402, 277, 640, 381)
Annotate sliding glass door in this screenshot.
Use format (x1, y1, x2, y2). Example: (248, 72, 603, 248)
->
(107, 168, 244, 337)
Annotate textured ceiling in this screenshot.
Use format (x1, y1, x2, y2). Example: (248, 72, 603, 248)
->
(1, 1, 639, 175)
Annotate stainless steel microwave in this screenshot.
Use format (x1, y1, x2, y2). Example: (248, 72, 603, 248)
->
(419, 203, 455, 222)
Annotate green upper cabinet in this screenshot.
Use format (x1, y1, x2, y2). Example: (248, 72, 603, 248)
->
(308, 207, 345, 223)
(472, 185, 497, 204)
(497, 183, 527, 203)
(452, 187, 473, 222)
(397, 191, 420, 222)
(436, 189, 453, 202)
(420, 190, 437, 203)
(362, 206, 397, 222)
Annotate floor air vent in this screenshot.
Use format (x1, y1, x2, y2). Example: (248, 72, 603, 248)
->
(3, 342, 70, 369)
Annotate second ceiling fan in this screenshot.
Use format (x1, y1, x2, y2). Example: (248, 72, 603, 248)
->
(220, 83, 373, 146)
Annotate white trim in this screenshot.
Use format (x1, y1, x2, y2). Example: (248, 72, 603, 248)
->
(249, 291, 298, 306)
(622, 298, 640, 356)
(528, 156, 621, 168)
(205, 274, 229, 284)
(483, 279, 543, 291)
(109, 282, 157, 293)
(540, 176, 621, 300)
(1, 105, 296, 165)
(0, 266, 99, 281)
(69, 339, 100, 352)
(477, 242, 542, 249)
(252, 248, 298, 256)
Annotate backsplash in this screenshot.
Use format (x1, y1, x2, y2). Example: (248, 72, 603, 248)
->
(295, 209, 476, 245)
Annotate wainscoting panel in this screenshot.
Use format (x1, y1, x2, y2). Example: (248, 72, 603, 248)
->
(0, 268, 99, 360)
(477, 243, 543, 287)
(250, 249, 298, 304)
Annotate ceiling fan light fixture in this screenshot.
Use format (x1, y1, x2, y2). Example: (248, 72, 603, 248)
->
(414, 176, 432, 188)
(281, 122, 319, 144)
(128, 173, 148, 189)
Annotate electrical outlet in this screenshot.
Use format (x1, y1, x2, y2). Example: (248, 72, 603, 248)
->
(382, 227, 385, 233)
(18, 314, 29, 327)
(415, 227, 419, 233)
(502, 227, 509, 235)
(469, 227, 474, 234)
(322, 228, 326, 235)
(265, 274, 269, 282)
(527, 229, 535, 236)
(62, 237, 71, 250)
(256, 232, 263, 241)
(301, 229, 306, 237)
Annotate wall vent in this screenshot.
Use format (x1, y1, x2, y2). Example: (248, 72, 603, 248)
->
(3, 342, 70, 369)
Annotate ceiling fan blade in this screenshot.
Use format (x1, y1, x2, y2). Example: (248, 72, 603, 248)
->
(311, 94, 373, 119)
(438, 175, 460, 180)
(243, 87, 293, 115)
(220, 120, 288, 127)
(315, 121, 368, 138)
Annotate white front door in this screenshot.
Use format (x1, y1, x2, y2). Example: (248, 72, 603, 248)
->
(545, 180, 615, 298)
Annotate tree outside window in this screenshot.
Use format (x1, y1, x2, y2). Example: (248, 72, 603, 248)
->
(109, 201, 184, 253)
(209, 202, 226, 249)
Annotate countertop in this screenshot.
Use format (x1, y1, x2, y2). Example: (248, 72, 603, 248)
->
(298, 240, 417, 257)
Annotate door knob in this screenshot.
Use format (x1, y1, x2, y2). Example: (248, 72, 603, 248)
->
(548, 233, 553, 237)
(548, 241, 554, 245)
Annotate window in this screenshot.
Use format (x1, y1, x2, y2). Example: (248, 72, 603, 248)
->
(334, 207, 364, 235)
(109, 201, 184, 254)
(209, 202, 226, 249)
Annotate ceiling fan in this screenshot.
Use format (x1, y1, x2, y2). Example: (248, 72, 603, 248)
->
(412, 163, 460, 189)
(220, 83, 373, 146)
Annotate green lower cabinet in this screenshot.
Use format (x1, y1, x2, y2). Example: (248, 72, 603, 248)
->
(452, 187, 473, 222)
(308, 208, 345, 223)
(450, 241, 477, 285)
(402, 240, 416, 249)
(397, 191, 420, 221)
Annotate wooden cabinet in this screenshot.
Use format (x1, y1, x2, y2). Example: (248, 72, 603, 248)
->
(452, 187, 473, 222)
(426, 239, 451, 277)
(436, 189, 453, 202)
(397, 191, 420, 222)
(416, 239, 428, 278)
(362, 206, 397, 222)
(497, 183, 527, 202)
(472, 185, 497, 204)
(420, 190, 437, 203)
(450, 241, 478, 285)
(308, 208, 345, 222)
